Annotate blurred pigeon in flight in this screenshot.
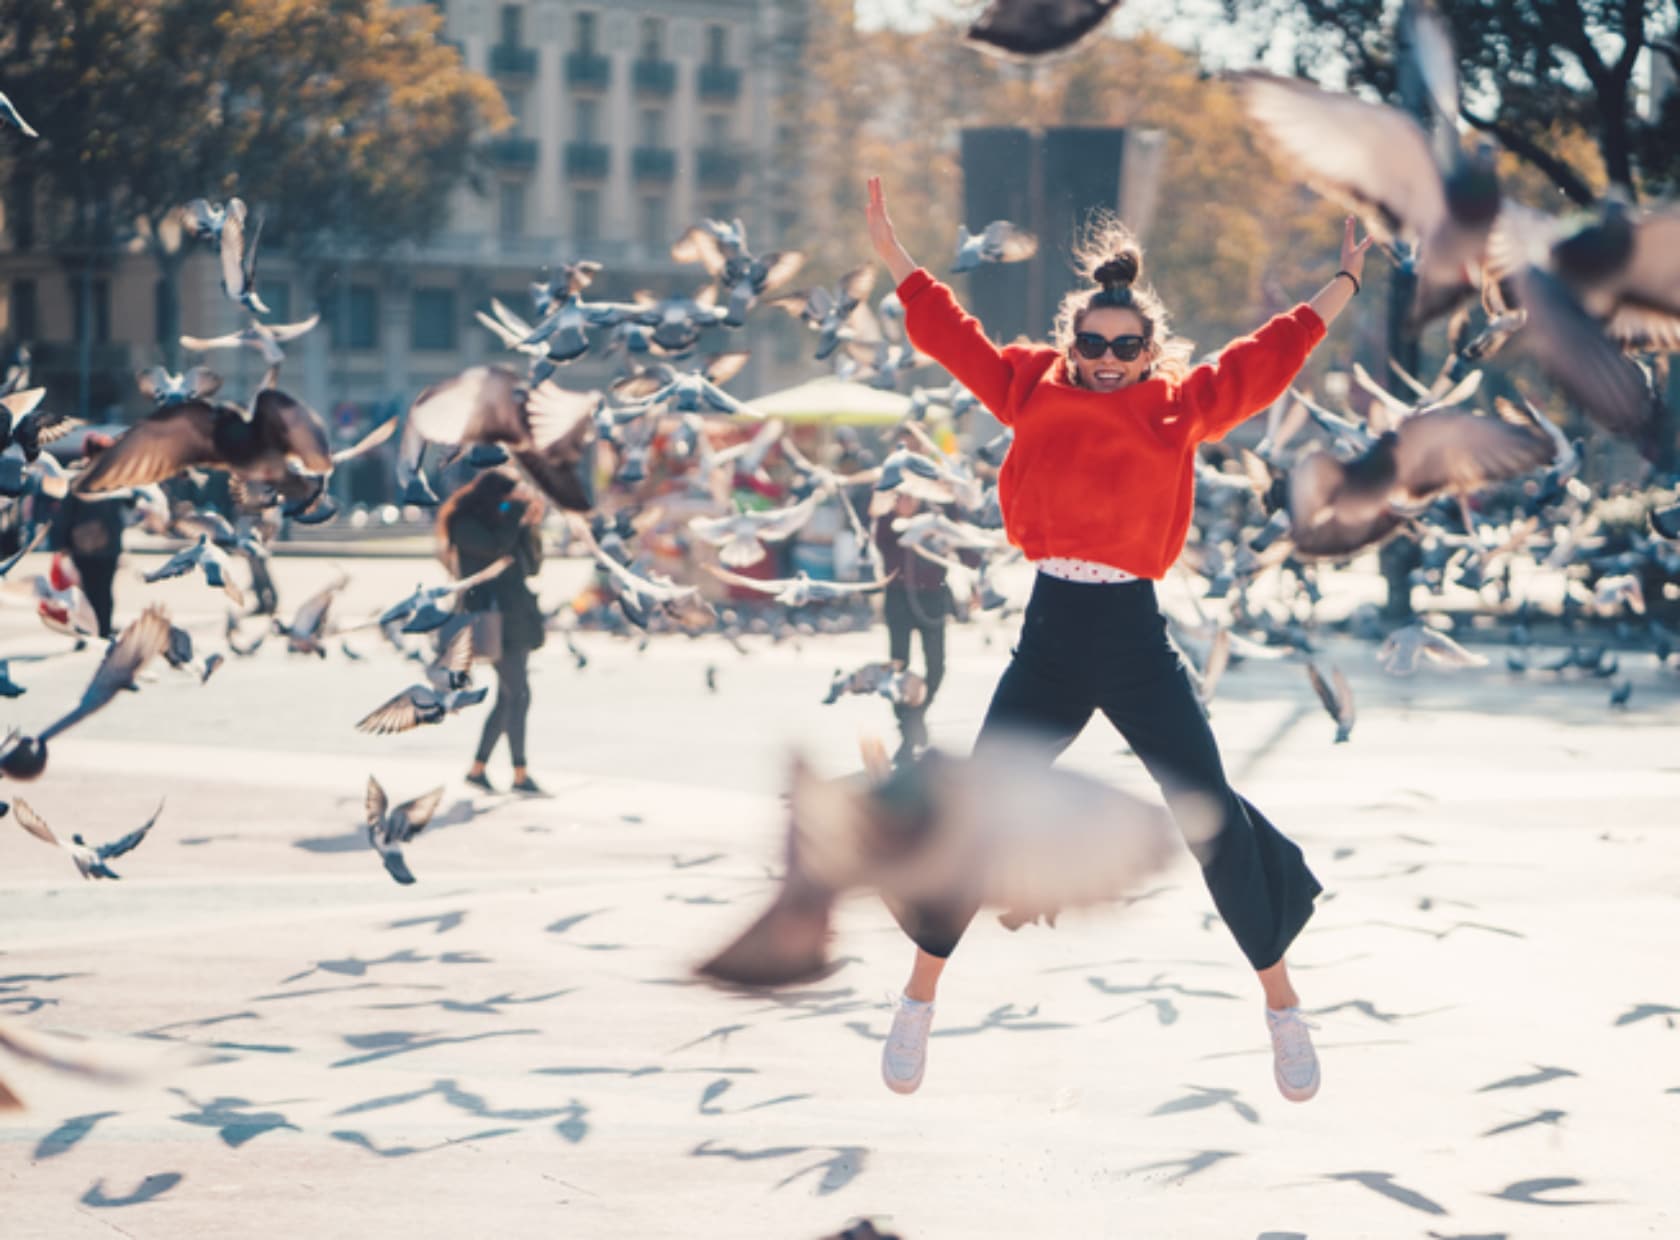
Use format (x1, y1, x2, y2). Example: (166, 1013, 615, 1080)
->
(1235, 2, 1500, 328)
(136, 366, 222, 409)
(698, 738, 1193, 987)
(365, 777, 445, 886)
(12, 798, 165, 880)
(355, 683, 489, 735)
(144, 535, 245, 606)
(952, 221, 1039, 273)
(0, 604, 172, 781)
(964, 0, 1124, 60)
(182, 197, 269, 314)
(1378, 623, 1488, 676)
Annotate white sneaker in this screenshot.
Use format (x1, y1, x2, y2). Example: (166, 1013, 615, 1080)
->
(1267, 1006, 1321, 1102)
(881, 995, 935, 1095)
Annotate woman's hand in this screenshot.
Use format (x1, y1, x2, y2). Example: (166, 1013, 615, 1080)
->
(1337, 215, 1374, 282)
(867, 176, 918, 286)
(1308, 215, 1375, 326)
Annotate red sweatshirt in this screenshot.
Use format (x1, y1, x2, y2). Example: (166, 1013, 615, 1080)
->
(897, 269, 1326, 579)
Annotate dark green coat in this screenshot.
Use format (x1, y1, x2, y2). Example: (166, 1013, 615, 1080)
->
(447, 505, 546, 653)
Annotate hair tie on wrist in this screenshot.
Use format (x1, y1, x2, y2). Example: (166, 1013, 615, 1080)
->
(1335, 269, 1361, 295)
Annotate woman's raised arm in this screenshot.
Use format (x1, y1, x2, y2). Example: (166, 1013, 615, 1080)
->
(866, 176, 918, 286)
(866, 177, 1022, 422)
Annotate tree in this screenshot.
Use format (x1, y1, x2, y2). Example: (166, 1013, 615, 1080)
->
(1, 0, 507, 377)
(1220, 0, 1680, 203)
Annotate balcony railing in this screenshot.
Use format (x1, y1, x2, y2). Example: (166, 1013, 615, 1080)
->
(565, 50, 611, 89)
(632, 58, 677, 96)
(696, 148, 743, 187)
(490, 43, 537, 76)
(632, 146, 676, 181)
(697, 63, 741, 101)
(488, 135, 539, 169)
(564, 141, 610, 179)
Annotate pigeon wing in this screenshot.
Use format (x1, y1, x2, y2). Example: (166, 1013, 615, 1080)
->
(73, 405, 220, 494)
(1392, 411, 1556, 501)
(671, 226, 727, 277)
(331, 415, 399, 465)
(39, 606, 172, 743)
(99, 799, 164, 861)
(365, 776, 389, 832)
(1513, 267, 1653, 437)
(393, 786, 446, 837)
(1234, 71, 1445, 246)
(355, 688, 424, 735)
(290, 574, 347, 638)
(261, 312, 321, 344)
(218, 201, 247, 299)
(407, 367, 526, 448)
(254, 390, 334, 475)
(11, 798, 59, 847)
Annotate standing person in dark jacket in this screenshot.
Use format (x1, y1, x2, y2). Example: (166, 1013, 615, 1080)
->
(438, 470, 548, 795)
(874, 491, 949, 765)
(52, 433, 124, 638)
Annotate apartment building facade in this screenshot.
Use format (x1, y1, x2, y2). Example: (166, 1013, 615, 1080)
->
(0, 0, 811, 463)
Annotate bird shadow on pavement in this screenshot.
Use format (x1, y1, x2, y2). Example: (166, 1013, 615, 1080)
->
(335, 1076, 583, 1124)
(291, 798, 482, 854)
(168, 1089, 303, 1148)
(844, 1002, 1072, 1044)
(330, 1127, 520, 1158)
(276, 948, 491, 987)
(329, 1026, 541, 1069)
(34, 1111, 120, 1160)
(80, 1172, 183, 1208)
(691, 1139, 869, 1195)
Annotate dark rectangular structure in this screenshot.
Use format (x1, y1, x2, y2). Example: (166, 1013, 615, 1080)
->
(960, 126, 1127, 347)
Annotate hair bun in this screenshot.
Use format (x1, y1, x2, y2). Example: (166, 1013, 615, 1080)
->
(1093, 250, 1140, 291)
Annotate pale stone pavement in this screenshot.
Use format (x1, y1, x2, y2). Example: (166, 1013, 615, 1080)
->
(0, 550, 1676, 1238)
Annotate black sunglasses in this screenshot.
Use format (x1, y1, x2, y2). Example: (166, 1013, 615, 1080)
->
(1073, 331, 1148, 362)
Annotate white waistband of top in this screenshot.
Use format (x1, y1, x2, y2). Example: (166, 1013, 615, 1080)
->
(1035, 557, 1140, 584)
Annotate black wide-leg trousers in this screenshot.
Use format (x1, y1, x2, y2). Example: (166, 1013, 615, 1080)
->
(885, 572, 1321, 971)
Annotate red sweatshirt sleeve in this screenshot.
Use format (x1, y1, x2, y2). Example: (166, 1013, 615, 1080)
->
(1178, 305, 1327, 443)
(897, 269, 1023, 426)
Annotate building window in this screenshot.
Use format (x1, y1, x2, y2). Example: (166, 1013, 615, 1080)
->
(574, 189, 600, 243)
(639, 195, 666, 248)
(640, 17, 663, 59)
(639, 108, 665, 147)
(705, 113, 730, 148)
(326, 284, 380, 351)
(256, 279, 291, 322)
(706, 23, 728, 64)
(574, 96, 598, 142)
(574, 10, 596, 53)
(412, 287, 458, 351)
(9, 278, 37, 341)
(499, 3, 523, 46)
(499, 182, 526, 238)
(504, 87, 526, 134)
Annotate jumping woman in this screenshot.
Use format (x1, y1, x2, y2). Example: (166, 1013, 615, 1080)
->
(865, 175, 1371, 1103)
